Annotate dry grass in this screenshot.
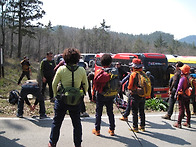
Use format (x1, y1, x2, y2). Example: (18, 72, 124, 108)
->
(0, 98, 122, 117)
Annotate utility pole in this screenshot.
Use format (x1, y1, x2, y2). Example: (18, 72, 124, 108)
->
(0, 46, 4, 78)
(0, 0, 5, 78)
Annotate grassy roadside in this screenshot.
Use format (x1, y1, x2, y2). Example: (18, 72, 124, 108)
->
(0, 98, 123, 117)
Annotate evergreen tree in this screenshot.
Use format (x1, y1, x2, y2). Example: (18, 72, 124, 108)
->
(6, 0, 45, 58)
(154, 35, 168, 53)
(168, 40, 181, 54)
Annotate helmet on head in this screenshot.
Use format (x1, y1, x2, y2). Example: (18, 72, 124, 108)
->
(180, 64, 190, 75)
(130, 58, 143, 69)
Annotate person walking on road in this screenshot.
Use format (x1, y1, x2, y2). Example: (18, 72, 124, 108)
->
(162, 61, 184, 120)
(48, 48, 88, 147)
(40, 51, 56, 102)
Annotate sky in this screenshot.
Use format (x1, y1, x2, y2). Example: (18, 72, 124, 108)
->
(41, 0, 196, 40)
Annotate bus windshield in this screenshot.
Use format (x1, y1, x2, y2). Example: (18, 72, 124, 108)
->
(136, 53, 169, 88)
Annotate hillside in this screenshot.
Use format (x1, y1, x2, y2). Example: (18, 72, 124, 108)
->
(0, 58, 42, 98)
(179, 35, 196, 44)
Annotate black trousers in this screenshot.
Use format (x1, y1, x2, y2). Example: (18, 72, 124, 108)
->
(191, 96, 196, 113)
(41, 77, 53, 99)
(18, 71, 30, 84)
(132, 94, 145, 128)
(167, 93, 177, 116)
(17, 85, 46, 116)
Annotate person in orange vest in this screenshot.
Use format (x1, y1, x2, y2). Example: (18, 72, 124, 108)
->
(127, 58, 146, 132)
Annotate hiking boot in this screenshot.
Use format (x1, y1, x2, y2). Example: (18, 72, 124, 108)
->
(173, 123, 182, 128)
(138, 126, 145, 132)
(119, 116, 128, 121)
(92, 129, 100, 136)
(40, 114, 48, 119)
(162, 114, 171, 120)
(80, 112, 89, 117)
(182, 122, 191, 128)
(17, 114, 23, 118)
(130, 126, 139, 133)
(108, 129, 115, 136)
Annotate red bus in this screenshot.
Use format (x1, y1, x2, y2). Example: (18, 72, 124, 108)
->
(94, 53, 137, 72)
(94, 53, 170, 99)
(134, 53, 169, 98)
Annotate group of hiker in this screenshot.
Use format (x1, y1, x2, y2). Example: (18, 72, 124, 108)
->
(15, 49, 196, 147)
(162, 61, 196, 128)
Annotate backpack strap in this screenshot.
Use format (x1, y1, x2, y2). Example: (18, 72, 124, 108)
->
(66, 65, 79, 87)
(134, 71, 140, 88)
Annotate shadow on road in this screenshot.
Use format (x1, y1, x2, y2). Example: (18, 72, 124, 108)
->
(99, 133, 158, 147)
(146, 120, 175, 130)
(0, 131, 25, 147)
(81, 117, 109, 127)
(3, 120, 26, 130)
(23, 117, 53, 128)
(141, 130, 191, 146)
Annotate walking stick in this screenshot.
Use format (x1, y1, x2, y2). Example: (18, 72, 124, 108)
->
(114, 97, 143, 147)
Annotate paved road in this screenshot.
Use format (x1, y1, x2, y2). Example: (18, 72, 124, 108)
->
(0, 112, 196, 147)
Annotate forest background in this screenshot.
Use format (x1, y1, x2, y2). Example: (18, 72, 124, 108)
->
(0, 0, 195, 116)
(0, 0, 196, 63)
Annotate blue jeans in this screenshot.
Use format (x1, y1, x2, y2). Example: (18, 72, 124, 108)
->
(49, 99, 82, 147)
(123, 93, 132, 118)
(95, 93, 115, 131)
(17, 85, 45, 116)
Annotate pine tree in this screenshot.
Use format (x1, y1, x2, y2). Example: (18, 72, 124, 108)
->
(6, 0, 45, 58)
(154, 35, 168, 53)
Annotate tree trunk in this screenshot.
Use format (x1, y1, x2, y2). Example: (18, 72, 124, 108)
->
(17, 0, 22, 58)
(9, 30, 14, 58)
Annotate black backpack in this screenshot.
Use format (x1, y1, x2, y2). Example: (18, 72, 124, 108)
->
(9, 90, 20, 105)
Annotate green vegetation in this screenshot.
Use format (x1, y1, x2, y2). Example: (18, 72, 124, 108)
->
(0, 58, 23, 98)
(145, 98, 169, 111)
